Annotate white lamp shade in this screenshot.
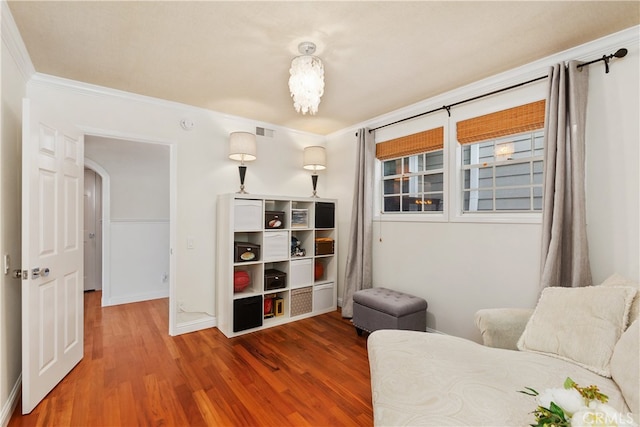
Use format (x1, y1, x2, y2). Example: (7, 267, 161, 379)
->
(229, 132, 257, 162)
(303, 146, 326, 170)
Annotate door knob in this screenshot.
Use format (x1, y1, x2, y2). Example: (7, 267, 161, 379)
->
(32, 267, 50, 278)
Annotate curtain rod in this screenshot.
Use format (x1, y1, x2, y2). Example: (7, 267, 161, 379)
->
(363, 47, 628, 134)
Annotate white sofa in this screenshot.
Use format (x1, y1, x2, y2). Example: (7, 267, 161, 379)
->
(367, 274, 639, 426)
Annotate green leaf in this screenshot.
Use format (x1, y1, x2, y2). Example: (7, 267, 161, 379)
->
(549, 401, 566, 419)
(518, 387, 539, 396)
(564, 377, 576, 389)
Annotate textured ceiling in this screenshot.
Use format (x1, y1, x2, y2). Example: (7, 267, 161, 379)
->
(8, 1, 640, 135)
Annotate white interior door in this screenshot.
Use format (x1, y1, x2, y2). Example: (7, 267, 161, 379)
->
(21, 98, 84, 414)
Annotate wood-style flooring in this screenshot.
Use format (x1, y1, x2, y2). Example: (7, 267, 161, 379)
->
(9, 291, 373, 426)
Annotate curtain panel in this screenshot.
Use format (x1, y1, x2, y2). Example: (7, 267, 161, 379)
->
(540, 61, 592, 288)
(342, 128, 375, 318)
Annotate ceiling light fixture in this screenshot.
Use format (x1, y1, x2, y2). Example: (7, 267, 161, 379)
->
(289, 41, 325, 115)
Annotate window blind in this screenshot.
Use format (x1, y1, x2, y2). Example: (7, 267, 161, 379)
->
(375, 126, 444, 160)
(457, 100, 545, 144)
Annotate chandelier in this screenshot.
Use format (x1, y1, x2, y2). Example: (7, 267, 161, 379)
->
(288, 41, 325, 115)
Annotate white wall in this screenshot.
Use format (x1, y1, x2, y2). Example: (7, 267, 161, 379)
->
(109, 221, 169, 304)
(585, 42, 640, 282)
(86, 137, 170, 220)
(327, 27, 640, 341)
(26, 76, 325, 331)
(0, 0, 30, 422)
(85, 137, 171, 305)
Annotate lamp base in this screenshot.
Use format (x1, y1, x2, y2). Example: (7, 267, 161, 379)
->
(237, 165, 249, 194)
(310, 174, 319, 198)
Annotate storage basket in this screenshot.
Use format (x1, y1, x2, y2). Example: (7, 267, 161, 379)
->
(315, 238, 334, 255)
(291, 287, 313, 317)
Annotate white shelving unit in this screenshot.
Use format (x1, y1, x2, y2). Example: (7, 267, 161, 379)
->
(216, 193, 337, 338)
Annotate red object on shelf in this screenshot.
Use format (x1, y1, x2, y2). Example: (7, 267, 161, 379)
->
(234, 270, 251, 292)
(314, 261, 324, 280)
(264, 298, 273, 315)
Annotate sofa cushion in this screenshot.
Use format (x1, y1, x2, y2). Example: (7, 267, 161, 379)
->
(600, 273, 640, 327)
(610, 320, 639, 414)
(368, 330, 630, 426)
(517, 285, 637, 377)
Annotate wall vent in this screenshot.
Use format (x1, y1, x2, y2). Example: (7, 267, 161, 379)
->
(256, 127, 274, 138)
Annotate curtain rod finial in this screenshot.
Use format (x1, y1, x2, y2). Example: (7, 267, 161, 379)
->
(614, 48, 628, 58)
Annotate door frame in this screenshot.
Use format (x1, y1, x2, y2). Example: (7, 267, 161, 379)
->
(83, 159, 109, 294)
(81, 128, 178, 335)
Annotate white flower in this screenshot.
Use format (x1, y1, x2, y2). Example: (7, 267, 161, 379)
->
(537, 387, 587, 416)
(571, 402, 638, 427)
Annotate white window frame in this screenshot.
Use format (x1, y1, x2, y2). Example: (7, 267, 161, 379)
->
(449, 83, 546, 225)
(373, 113, 449, 223)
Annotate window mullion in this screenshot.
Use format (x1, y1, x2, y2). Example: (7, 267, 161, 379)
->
(460, 130, 544, 214)
(381, 150, 444, 214)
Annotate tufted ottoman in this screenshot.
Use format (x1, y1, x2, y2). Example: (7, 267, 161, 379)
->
(353, 287, 428, 335)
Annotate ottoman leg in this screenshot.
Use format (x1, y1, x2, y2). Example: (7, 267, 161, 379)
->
(356, 327, 364, 336)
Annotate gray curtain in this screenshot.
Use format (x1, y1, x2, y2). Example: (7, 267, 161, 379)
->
(540, 61, 592, 288)
(342, 128, 375, 318)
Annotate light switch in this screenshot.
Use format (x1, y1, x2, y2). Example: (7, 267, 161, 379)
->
(187, 237, 195, 249)
(3, 254, 9, 275)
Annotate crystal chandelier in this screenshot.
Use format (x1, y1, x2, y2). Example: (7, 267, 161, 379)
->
(288, 42, 324, 115)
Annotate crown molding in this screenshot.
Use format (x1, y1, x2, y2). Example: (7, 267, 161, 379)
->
(1, 0, 35, 82)
(28, 72, 325, 140)
(29, 72, 208, 114)
(327, 25, 639, 139)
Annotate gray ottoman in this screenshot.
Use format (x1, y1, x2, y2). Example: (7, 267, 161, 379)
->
(353, 287, 428, 335)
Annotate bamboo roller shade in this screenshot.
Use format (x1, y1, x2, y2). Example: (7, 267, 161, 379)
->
(457, 100, 546, 144)
(376, 126, 444, 160)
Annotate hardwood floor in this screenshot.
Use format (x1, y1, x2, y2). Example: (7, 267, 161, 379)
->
(9, 291, 373, 426)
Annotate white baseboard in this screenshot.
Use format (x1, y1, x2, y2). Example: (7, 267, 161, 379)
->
(172, 315, 217, 336)
(103, 290, 169, 307)
(1, 374, 21, 427)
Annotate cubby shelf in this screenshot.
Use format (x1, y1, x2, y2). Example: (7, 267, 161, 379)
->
(216, 193, 337, 338)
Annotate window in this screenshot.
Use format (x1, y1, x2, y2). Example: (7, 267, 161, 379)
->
(456, 99, 546, 216)
(461, 131, 544, 212)
(377, 126, 444, 213)
(382, 150, 444, 212)
(375, 99, 546, 219)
